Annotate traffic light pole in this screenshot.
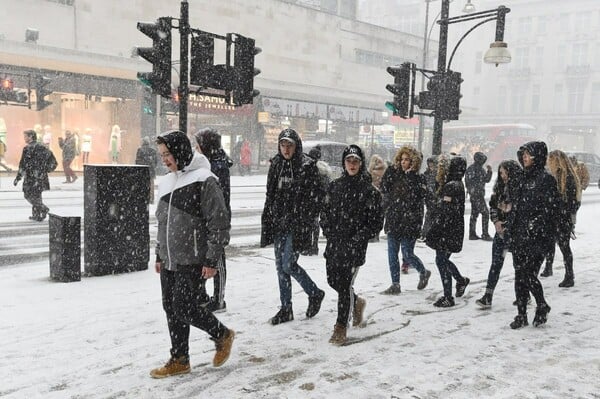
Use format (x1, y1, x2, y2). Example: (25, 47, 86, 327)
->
(179, 0, 189, 134)
(432, 0, 449, 156)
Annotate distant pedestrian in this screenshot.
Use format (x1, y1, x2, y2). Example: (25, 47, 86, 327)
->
(13, 130, 58, 221)
(540, 150, 581, 287)
(150, 130, 234, 378)
(508, 141, 558, 329)
(320, 144, 383, 345)
(367, 154, 387, 243)
(425, 154, 470, 307)
(0, 136, 12, 172)
(260, 128, 326, 325)
(135, 137, 158, 204)
(569, 155, 589, 191)
(58, 130, 78, 183)
(239, 140, 252, 175)
(465, 152, 493, 240)
(380, 146, 432, 295)
(195, 128, 233, 312)
(475, 160, 522, 309)
(307, 145, 332, 255)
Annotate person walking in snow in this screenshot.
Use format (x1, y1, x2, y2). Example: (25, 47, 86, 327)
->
(150, 130, 234, 378)
(320, 144, 383, 345)
(194, 128, 233, 312)
(540, 150, 581, 287)
(306, 145, 332, 255)
(425, 154, 470, 307)
(135, 137, 158, 204)
(260, 128, 326, 325)
(380, 146, 432, 294)
(465, 151, 493, 240)
(475, 160, 522, 309)
(507, 141, 558, 329)
(58, 130, 78, 183)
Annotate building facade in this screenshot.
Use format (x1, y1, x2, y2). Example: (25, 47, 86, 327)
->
(0, 0, 426, 168)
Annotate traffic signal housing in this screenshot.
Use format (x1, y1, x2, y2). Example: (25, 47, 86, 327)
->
(35, 76, 52, 111)
(136, 17, 172, 98)
(385, 62, 415, 118)
(232, 34, 261, 106)
(439, 70, 463, 120)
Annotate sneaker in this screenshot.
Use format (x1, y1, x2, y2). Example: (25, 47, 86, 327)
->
(509, 314, 528, 329)
(475, 294, 492, 309)
(455, 277, 470, 298)
(306, 289, 325, 318)
(329, 323, 347, 346)
(150, 356, 191, 378)
(532, 304, 551, 327)
(401, 263, 409, 274)
(206, 299, 227, 313)
(558, 277, 574, 288)
(417, 270, 432, 290)
(212, 329, 235, 367)
(381, 283, 401, 295)
(540, 267, 553, 277)
(469, 234, 481, 240)
(481, 234, 493, 241)
(352, 297, 366, 327)
(270, 307, 294, 325)
(512, 297, 532, 306)
(433, 296, 455, 308)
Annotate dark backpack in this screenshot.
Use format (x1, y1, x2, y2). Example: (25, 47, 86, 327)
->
(46, 149, 58, 172)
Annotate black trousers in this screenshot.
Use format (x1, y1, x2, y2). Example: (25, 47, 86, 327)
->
(513, 250, 548, 316)
(469, 194, 489, 235)
(24, 188, 48, 218)
(545, 231, 574, 279)
(160, 266, 228, 361)
(326, 263, 359, 327)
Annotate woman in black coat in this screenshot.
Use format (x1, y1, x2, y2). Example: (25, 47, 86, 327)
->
(425, 154, 470, 307)
(508, 141, 559, 329)
(320, 144, 383, 345)
(542, 149, 581, 287)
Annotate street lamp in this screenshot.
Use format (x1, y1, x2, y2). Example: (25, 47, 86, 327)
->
(462, 0, 476, 13)
(430, 1, 511, 155)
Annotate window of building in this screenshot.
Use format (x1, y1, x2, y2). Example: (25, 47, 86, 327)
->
(534, 47, 544, 72)
(518, 17, 532, 35)
(510, 86, 526, 114)
(559, 13, 571, 32)
(537, 16, 547, 34)
(567, 81, 586, 113)
(590, 83, 600, 113)
(554, 84, 564, 113)
(531, 84, 540, 113)
(574, 11, 591, 32)
(572, 43, 588, 66)
(515, 47, 529, 69)
(556, 44, 567, 71)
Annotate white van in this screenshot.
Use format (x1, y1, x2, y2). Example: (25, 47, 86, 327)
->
(303, 140, 348, 178)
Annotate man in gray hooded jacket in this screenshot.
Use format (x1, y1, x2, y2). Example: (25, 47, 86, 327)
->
(150, 130, 234, 378)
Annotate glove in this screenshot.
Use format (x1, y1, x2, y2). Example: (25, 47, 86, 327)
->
(13, 178, 19, 186)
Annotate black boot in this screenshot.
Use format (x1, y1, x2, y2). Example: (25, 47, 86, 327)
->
(306, 289, 325, 318)
(475, 293, 492, 309)
(270, 307, 294, 325)
(510, 314, 528, 329)
(558, 277, 574, 288)
(540, 264, 553, 277)
(533, 303, 551, 327)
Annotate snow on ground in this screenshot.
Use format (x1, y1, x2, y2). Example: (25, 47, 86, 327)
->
(1, 177, 600, 398)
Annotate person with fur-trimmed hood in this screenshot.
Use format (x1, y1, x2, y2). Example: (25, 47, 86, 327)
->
(150, 130, 234, 379)
(195, 128, 234, 312)
(465, 151, 493, 240)
(425, 154, 470, 307)
(508, 141, 558, 329)
(380, 146, 432, 294)
(261, 128, 326, 325)
(320, 144, 383, 345)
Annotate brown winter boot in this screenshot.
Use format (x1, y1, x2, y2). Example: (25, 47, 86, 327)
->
(328, 324, 347, 346)
(149, 356, 191, 379)
(352, 297, 366, 327)
(212, 329, 235, 367)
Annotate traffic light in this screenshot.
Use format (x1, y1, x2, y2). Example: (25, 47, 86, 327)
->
(439, 70, 463, 120)
(136, 17, 172, 98)
(416, 73, 444, 111)
(232, 34, 261, 106)
(35, 76, 53, 111)
(190, 34, 218, 88)
(1, 78, 14, 92)
(385, 62, 415, 118)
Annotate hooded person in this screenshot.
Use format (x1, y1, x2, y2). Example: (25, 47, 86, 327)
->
(319, 144, 383, 345)
(465, 151, 493, 240)
(260, 128, 326, 325)
(425, 154, 470, 307)
(306, 145, 332, 256)
(506, 141, 559, 329)
(150, 130, 234, 378)
(194, 128, 234, 312)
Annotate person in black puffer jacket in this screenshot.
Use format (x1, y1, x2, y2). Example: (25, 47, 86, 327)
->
(320, 144, 383, 345)
(195, 128, 234, 312)
(425, 154, 470, 308)
(508, 141, 559, 329)
(261, 128, 326, 325)
(465, 151, 493, 240)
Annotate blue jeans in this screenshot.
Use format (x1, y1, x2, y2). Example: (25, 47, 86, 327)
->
(274, 232, 320, 308)
(388, 236, 426, 284)
(435, 250, 465, 298)
(484, 233, 508, 295)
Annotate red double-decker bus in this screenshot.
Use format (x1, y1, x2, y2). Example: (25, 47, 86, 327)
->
(442, 123, 540, 165)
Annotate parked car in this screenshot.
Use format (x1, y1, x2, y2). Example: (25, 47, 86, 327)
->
(565, 151, 600, 186)
(303, 141, 348, 178)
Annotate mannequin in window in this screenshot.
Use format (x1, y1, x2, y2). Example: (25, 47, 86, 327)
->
(81, 128, 92, 164)
(109, 125, 122, 164)
(42, 125, 52, 149)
